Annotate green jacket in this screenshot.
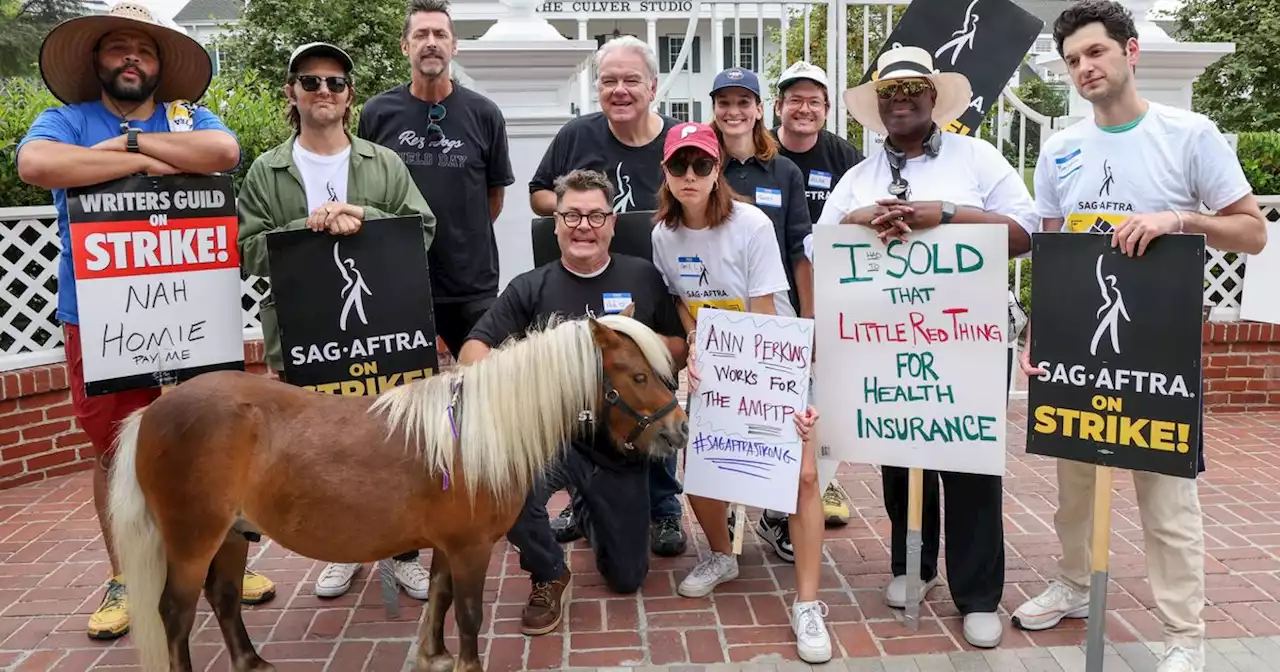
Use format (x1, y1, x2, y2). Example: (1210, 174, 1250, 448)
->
(237, 133, 437, 372)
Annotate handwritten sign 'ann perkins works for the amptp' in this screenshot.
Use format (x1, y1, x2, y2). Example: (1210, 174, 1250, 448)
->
(812, 224, 1009, 476)
(67, 174, 246, 396)
(682, 308, 815, 514)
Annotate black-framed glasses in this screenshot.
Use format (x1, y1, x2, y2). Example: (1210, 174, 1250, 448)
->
(664, 156, 717, 177)
(556, 211, 612, 227)
(875, 79, 933, 100)
(296, 75, 349, 93)
(427, 103, 446, 141)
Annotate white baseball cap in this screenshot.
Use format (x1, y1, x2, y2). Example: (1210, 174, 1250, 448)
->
(777, 61, 829, 91)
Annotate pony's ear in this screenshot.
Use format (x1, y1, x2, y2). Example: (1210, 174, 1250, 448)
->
(588, 317, 622, 349)
(620, 302, 636, 318)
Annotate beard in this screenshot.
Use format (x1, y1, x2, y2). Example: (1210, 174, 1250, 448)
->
(99, 63, 159, 102)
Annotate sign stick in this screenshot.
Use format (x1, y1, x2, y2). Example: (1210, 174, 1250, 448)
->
(904, 467, 924, 629)
(379, 559, 401, 619)
(731, 503, 746, 555)
(1085, 465, 1113, 672)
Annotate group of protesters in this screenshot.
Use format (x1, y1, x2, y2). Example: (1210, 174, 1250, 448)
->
(15, 0, 1269, 668)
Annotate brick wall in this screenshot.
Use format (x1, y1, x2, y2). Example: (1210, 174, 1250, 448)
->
(1203, 321, 1280, 413)
(0, 339, 458, 491)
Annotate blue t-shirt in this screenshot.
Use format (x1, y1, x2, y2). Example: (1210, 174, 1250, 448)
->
(16, 101, 237, 325)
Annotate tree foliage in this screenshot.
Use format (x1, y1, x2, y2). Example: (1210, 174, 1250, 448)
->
(1172, 0, 1280, 132)
(0, 0, 86, 77)
(216, 0, 411, 104)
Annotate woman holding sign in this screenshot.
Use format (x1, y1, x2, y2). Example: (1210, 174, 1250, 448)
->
(812, 46, 1038, 649)
(650, 122, 830, 664)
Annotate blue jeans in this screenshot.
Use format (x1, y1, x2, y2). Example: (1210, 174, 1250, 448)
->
(650, 452, 683, 519)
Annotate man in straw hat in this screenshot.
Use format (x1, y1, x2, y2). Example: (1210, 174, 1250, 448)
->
(813, 44, 1038, 649)
(1015, 3, 1266, 670)
(15, 0, 274, 641)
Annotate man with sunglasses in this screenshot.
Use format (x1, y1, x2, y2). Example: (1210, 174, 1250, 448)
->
(358, 0, 514, 369)
(456, 169, 688, 636)
(237, 42, 438, 601)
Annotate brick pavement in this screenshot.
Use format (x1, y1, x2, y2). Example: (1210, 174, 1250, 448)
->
(0, 401, 1279, 671)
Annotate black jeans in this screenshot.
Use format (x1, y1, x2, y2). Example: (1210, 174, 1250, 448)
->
(879, 349, 1013, 614)
(507, 444, 652, 593)
(434, 297, 496, 359)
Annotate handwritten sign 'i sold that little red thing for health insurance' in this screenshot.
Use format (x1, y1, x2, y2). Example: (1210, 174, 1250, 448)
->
(812, 224, 1009, 476)
(67, 174, 246, 396)
(683, 309, 815, 515)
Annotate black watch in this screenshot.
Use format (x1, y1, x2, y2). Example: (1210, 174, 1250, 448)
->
(939, 200, 956, 224)
(126, 128, 140, 153)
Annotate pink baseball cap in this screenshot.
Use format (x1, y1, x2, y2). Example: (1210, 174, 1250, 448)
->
(663, 122, 721, 163)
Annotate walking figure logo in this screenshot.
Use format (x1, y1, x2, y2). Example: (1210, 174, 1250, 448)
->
(326, 181, 338, 201)
(612, 163, 635, 212)
(935, 0, 980, 66)
(1089, 255, 1130, 356)
(333, 241, 372, 332)
(1099, 160, 1115, 197)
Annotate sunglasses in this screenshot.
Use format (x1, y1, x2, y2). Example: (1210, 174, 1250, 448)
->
(665, 156, 717, 178)
(875, 79, 933, 100)
(296, 75, 349, 93)
(427, 103, 446, 141)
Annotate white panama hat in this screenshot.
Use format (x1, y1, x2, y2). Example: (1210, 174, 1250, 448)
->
(843, 45, 972, 137)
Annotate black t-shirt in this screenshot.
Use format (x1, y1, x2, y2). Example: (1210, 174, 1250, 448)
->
(721, 154, 810, 314)
(773, 128, 865, 223)
(529, 112, 680, 213)
(358, 83, 515, 303)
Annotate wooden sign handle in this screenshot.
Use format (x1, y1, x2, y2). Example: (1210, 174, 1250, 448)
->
(904, 467, 925, 630)
(1085, 465, 1114, 672)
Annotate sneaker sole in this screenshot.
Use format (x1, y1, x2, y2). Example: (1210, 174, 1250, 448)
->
(824, 515, 850, 527)
(798, 641, 833, 664)
(87, 624, 129, 640)
(1011, 605, 1090, 631)
(241, 588, 276, 605)
(678, 566, 739, 598)
(520, 584, 572, 636)
(885, 577, 940, 608)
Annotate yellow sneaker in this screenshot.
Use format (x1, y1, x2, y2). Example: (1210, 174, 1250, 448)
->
(242, 569, 276, 605)
(822, 483, 851, 527)
(87, 576, 129, 640)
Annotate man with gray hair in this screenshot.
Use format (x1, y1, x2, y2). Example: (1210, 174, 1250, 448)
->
(528, 35, 687, 557)
(459, 169, 688, 634)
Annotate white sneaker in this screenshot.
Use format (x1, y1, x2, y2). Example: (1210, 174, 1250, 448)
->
(884, 574, 940, 608)
(315, 562, 362, 597)
(1011, 579, 1090, 630)
(962, 611, 1003, 648)
(1157, 644, 1204, 672)
(392, 558, 430, 600)
(677, 552, 738, 598)
(791, 600, 832, 663)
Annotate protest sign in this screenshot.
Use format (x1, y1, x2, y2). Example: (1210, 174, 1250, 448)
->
(1026, 233, 1205, 478)
(67, 174, 245, 395)
(1240, 218, 1280, 325)
(812, 224, 1009, 476)
(683, 308, 814, 515)
(858, 0, 1043, 137)
(266, 216, 438, 395)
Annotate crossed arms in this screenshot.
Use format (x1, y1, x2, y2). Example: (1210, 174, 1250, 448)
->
(17, 129, 239, 190)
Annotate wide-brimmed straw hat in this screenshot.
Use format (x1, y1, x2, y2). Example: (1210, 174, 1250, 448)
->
(843, 45, 972, 137)
(39, 1, 213, 105)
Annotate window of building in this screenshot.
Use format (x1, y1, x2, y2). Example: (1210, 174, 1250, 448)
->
(722, 36, 758, 71)
(661, 100, 703, 122)
(659, 36, 701, 73)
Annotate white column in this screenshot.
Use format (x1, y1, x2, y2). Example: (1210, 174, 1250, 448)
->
(456, 0, 597, 290)
(579, 20, 591, 114)
(647, 18, 657, 53)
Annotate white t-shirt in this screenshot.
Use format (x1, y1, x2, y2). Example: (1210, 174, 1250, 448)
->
(1034, 101, 1252, 233)
(651, 200, 795, 319)
(806, 131, 1039, 262)
(292, 141, 352, 214)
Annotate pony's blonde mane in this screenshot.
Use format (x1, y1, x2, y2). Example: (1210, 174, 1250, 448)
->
(369, 313, 672, 503)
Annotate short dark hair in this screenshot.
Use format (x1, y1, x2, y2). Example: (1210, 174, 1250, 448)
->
(1053, 0, 1138, 57)
(553, 169, 616, 208)
(404, 0, 455, 38)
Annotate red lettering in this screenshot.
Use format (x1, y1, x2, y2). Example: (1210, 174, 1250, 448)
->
(72, 216, 240, 279)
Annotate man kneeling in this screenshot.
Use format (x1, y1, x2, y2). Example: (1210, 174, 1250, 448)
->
(457, 169, 688, 634)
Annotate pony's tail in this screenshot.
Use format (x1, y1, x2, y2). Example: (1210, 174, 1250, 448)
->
(107, 408, 169, 671)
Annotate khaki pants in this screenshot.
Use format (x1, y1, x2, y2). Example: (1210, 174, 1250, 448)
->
(1053, 458, 1205, 648)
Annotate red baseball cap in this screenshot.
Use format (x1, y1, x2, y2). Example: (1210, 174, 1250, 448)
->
(663, 122, 720, 163)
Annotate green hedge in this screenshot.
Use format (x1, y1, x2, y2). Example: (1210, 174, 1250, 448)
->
(1238, 132, 1280, 195)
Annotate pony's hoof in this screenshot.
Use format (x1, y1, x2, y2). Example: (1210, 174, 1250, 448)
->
(454, 659, 483, 672)
(417, 653, 454, 672)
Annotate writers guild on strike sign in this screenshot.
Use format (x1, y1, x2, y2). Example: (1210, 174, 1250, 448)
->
(1026, 232, 1207, 479)
(66, 174, 246, 396)
(266, 216, 439, 396)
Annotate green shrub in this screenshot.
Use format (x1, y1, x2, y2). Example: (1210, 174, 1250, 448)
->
(1237, 132, 1280, 195)
(0, 77, 59, 207)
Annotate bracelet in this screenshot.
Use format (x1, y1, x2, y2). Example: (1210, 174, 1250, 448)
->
(686, 330, 696, 345)
(1172, 209, 1185, 233)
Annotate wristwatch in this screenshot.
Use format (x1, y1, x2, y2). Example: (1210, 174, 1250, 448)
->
(126, 128, 140, 153)
(939, 201, 956, 224)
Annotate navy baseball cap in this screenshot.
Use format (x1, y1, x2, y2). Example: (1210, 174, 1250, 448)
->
(711, 67, 761, 98)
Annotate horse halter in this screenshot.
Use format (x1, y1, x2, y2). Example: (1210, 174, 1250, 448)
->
(583, 361, 682, 451)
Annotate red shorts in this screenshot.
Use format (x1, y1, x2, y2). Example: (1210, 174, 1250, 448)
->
(63, 323, 161, 464)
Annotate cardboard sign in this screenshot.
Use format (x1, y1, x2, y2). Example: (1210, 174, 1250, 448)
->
(1240, 218, 1280, 325)
(859, 0, 1044, 137)
(66, 174, 245, 395)
(267, 216, 439, 394)
(683, 308, 814, 515)
(812, 224, 1009, 476)
(1026, 232, 1205, 478)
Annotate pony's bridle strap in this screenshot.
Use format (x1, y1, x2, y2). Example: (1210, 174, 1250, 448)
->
(599, 373, 680, 451)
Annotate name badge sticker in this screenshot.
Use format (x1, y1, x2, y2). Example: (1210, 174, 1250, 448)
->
(755, 187, 783, 208)
(808, 170, 833, 189)
(603, 292, 632, 313)
(678, 256, 703, 279)
(1055, 148, 1083, 180)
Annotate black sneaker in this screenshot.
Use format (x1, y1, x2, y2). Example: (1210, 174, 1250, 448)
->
(550, 504, 582, 543)
(755, 511, 794, 563)
(650, 516, 687, 557)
